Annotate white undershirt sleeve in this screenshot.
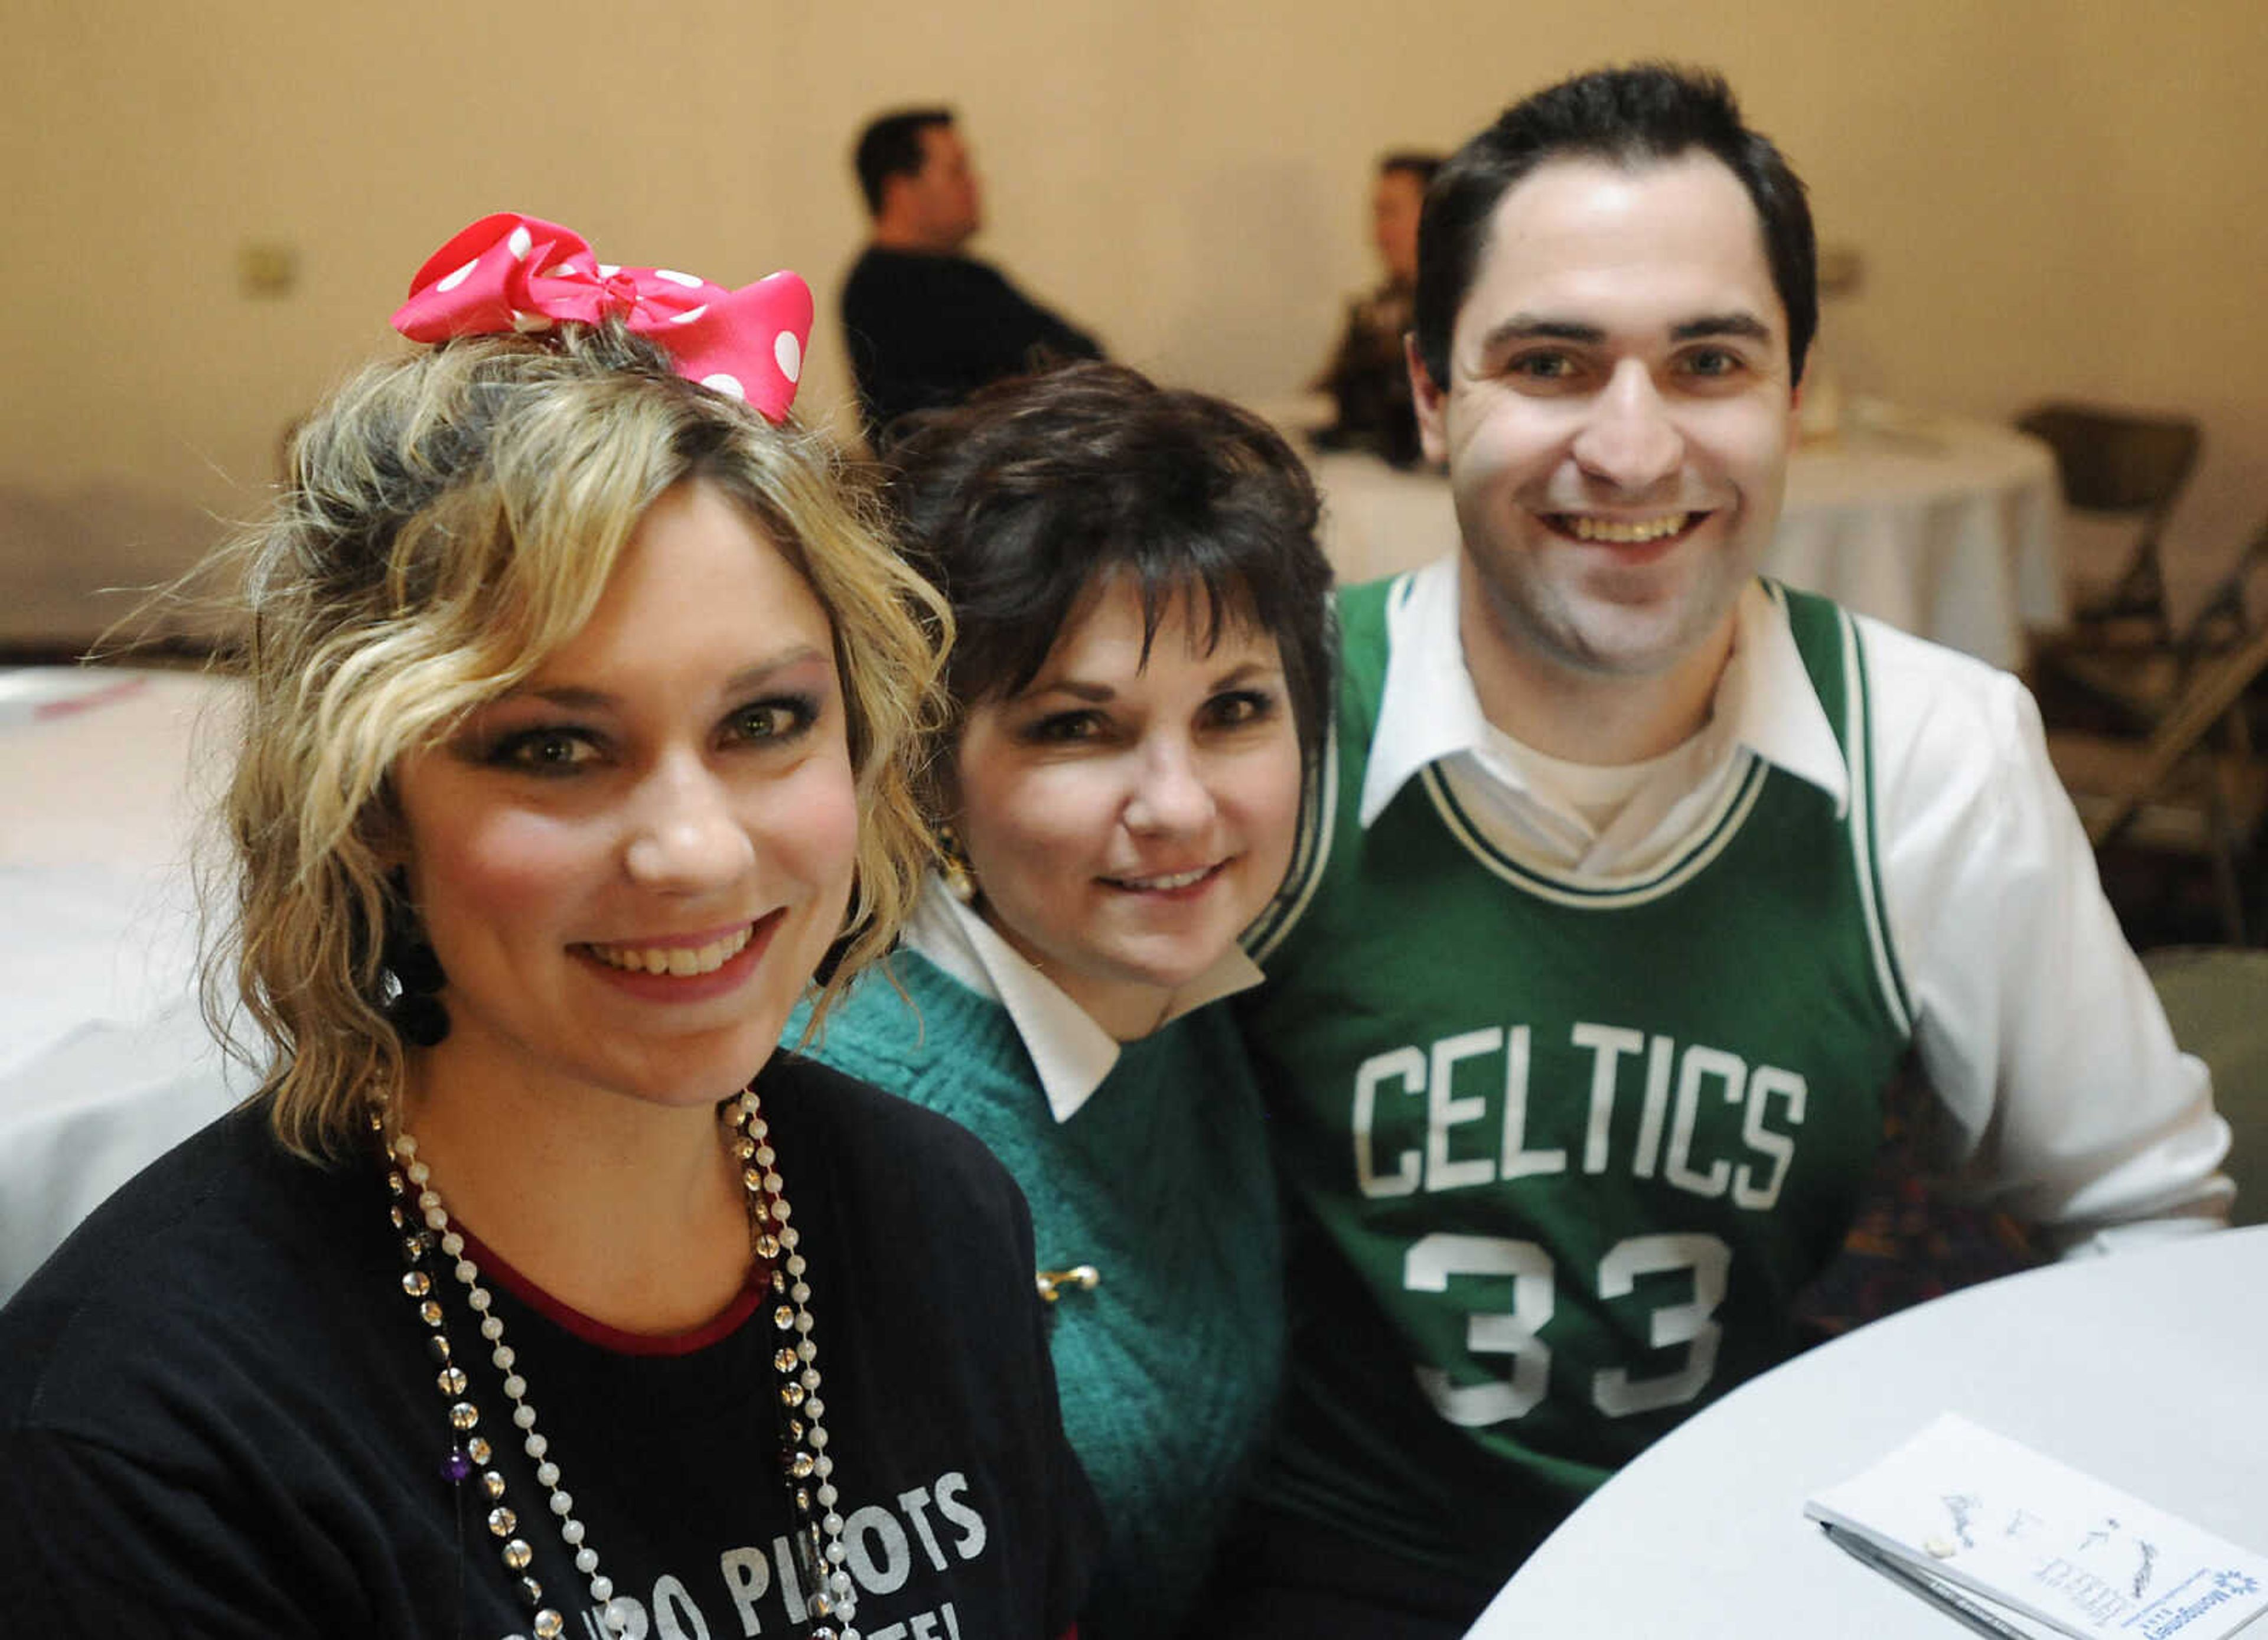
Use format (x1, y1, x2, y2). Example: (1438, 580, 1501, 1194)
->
(1863, 621, 2234, 1255)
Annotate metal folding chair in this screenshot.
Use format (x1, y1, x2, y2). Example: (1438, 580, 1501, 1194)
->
(2018, 402, 2201, 644)
(2048, 607, 2268, 943)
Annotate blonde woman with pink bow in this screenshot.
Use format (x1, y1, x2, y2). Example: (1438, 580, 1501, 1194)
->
(0, 213, 1099, 1640)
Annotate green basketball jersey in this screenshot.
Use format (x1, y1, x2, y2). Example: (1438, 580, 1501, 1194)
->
(1237, 575, 1914, 1580)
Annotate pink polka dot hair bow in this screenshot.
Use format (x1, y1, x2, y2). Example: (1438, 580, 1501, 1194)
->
(392, 212, 813, 423)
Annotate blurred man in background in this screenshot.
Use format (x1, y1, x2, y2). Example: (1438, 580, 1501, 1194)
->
(1312, 151, 1442, 467)
(842, 107, 1102, 448)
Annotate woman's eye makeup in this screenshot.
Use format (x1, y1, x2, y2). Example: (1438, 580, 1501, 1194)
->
(480, 725, 604, 774)
(1019, 707, 1107, 745)
(1006, 675, 1285, 745)
(1204, 687, 1279, 729)
(725, 693, 821, 745)
(458, 687, 825, 775)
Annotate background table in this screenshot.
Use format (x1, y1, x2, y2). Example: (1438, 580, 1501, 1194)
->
(1464, 1225, 2268, 1639)
(0, 669, 248, 1301)
(1311, 413, 2064, 673)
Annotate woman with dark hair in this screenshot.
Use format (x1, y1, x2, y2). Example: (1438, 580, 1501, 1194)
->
(797, 360, 1335, 1639)
(0, 213, 1098, 1638)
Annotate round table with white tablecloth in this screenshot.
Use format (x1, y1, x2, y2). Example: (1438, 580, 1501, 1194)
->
(0, 669, 249, 1302)
(1309, 413, 2064, 673)
(1461, 1225, 2268, 1640)
(1774, 414, 2063, 672)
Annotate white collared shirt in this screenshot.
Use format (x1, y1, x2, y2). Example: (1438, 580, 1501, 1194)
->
(1319, 555, 2230, 1251)
(1361, 560, 1847, 878)
(900, 876, 1263, 1124)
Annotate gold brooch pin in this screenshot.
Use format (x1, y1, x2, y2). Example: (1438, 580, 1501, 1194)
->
(1035, 1265, 1100, 1304)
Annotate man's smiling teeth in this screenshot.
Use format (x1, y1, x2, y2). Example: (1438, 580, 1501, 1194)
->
(1110, 866, 1215, 891)
(1562, 512, 1693, 544)
(586, 924, 752, 976)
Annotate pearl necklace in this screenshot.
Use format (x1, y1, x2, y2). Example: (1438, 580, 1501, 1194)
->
(379, 1087, 860, 1638)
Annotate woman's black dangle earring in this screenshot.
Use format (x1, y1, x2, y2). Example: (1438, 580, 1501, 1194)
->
(380, 885, 451, 1048)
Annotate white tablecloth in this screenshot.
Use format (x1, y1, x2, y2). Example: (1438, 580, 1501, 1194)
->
(0, 670, 248, 1300)
(1311, 415, 2064, 672)
(1465, 1225, 2268, 1639)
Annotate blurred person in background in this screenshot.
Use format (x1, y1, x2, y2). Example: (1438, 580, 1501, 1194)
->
(1311, 151, 1442, 468)
(841, 108, 1103, 449)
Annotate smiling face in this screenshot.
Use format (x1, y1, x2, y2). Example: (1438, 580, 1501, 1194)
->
(950, 576, 1304, 1040)
(1413, 152, 1796, 741)
(390, 480, 858, 1114)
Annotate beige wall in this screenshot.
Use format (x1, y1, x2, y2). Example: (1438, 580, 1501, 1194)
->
(7, 0, 2262, 627)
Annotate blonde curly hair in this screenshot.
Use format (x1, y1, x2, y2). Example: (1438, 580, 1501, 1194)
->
(207, 322, 948, 1160)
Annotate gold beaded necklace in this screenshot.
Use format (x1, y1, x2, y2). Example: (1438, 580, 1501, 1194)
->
(379, 1086, 859, 1638)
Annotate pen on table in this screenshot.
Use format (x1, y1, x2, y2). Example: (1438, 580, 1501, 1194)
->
(1819, 1522, 2035, 1640)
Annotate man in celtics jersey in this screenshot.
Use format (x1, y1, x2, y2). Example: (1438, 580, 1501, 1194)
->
(1225, 64, 2233, 1638)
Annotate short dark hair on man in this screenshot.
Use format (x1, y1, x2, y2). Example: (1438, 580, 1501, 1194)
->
(1379, 151, 1444, 189)
(853, 107, 956, 217)
(886, 360, 1337, 788)
(1413, 64, 1817, 391)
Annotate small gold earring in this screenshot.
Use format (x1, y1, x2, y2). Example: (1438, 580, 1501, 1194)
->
(937, 824, 977, 904)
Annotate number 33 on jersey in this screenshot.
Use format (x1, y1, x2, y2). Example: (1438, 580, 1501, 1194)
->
(1238, 580, 1912, 1456)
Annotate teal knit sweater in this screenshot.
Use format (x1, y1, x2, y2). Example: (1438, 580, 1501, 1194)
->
(795, 952, 1285, 1640)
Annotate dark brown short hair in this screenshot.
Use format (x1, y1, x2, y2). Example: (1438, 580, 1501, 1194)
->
(1379, 151, 1444, 189)
(853, 107, 955, 216)
(1415, 64, 1817, 391)
(885, 361, 1336, 799)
